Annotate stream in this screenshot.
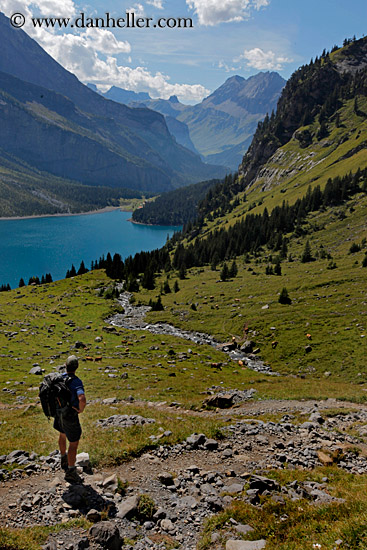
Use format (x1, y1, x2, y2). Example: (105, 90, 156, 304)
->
(107, 291, 277, 375)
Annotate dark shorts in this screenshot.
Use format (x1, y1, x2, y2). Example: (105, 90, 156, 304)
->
(53, 407, 82, 443)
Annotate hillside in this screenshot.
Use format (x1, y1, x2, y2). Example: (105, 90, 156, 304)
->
(2, 35, 367, 550)
(0, 148, 145, 217)
(131, 178, 221, 225)
(0, 13, 225, 213)
(104, 72, 285, 170)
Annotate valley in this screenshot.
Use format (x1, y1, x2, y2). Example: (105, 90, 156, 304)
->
(0, 17, 367, 550)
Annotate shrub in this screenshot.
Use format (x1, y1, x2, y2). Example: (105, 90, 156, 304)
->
(279, 287, 292, 305)
(137, 494, 156, 521)
(349, 242, 361, 254)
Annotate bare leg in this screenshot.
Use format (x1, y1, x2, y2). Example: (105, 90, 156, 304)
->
(67, 440, 79, 467)
(58, 432, 67, 455)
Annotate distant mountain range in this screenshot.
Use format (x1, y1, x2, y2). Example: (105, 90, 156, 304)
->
(101, 72, 286, 170)
(0, 12, 226, 215)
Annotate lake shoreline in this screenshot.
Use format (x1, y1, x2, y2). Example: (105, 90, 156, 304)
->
(0, 205, 124, 222)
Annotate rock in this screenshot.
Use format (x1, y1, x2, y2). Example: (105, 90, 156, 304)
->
(89, 521, 122, 550)
(220, 342, 237, 352)
(200, 483, 217, 495)
(317, 451, 334, 466)
(186, 433, 206, 448)
(74, 538, 89, 549)
(116, 495, 139, 519)
(240, 340, 254, 353)
(102, 474, 118, 492)
(86, 509, 101, 523)
(42, 540, 57, 550)
(103, 398, 118, 405)
(224, 483, 244, 494)
(76, 452, 90, 469)
(158, 472, 175, 486)
(222, 449, 233, 458)
(153, 507, 167, 520)
(74, 341, 86, 349)
(63, 484, 90, 508)
(309, 412, 324, 424)
(29, 366, 42, 375)
(204, 438, 218, 450)
(248, 475, 280, 494)
(97, 415, 155, 429)
(226, 541, 266, 550)
(204, 394, 234, 409)
(160, 518, 175, 532)
(176, 496, 197, 509)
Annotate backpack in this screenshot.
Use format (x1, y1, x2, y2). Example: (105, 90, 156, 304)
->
(39, 373, 72, 419)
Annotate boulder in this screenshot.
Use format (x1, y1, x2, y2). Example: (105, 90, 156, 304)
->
(186, 433, 206, 448)
(158, 472, 175, 486)
(317, 451, 334, 466)
(240, 340, 254, 353)
(89, 521, 122, 550)
(204, 394, 234, 409)
(29, 366, 42, 375)
(116, 495, 139, 519)
(86, 509, 101, 523)
(102, 474, 119, 492)
(76, 452, 90, 469)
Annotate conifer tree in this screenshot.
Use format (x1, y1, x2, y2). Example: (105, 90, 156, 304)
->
(301, 240, 313, 263)
(220, 262, 229, 281)
(179, 264, 187, 280)
(273, 258, 282, 276)
(229, 260, 238, 278)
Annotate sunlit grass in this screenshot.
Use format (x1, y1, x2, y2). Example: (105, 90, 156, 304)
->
(198, 468, 367, 550)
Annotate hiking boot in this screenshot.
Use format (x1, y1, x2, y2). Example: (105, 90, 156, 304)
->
(61, 454, 68, 471)
(65, 467, 82, 484)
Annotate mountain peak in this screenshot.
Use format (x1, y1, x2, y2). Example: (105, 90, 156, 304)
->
(202, 71, 285, 112)
(169, 95, 180, 103)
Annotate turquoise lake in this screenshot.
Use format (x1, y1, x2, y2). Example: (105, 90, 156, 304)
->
(0, 210, 181, 289)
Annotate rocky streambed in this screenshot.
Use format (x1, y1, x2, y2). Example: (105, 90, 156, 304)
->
(108, 292, 276, 375)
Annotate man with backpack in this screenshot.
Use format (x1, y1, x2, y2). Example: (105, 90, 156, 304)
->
(53, 355, 86, 483)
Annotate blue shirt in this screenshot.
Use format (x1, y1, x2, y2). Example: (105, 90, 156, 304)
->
(63, 372, 85, 409)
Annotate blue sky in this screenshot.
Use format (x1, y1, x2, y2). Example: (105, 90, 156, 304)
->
(2, 0, 367, 102)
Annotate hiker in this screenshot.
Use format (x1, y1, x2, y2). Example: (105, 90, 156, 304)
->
(54, 355, 86, 483)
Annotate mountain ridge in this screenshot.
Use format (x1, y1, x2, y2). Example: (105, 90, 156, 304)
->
(102, 71, 286, 169)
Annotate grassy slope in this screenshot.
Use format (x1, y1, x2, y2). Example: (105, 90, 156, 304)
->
(196, 95, 367, 238)
(0, 271, 238, 463)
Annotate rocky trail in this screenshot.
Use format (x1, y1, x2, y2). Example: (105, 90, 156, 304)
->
(2, 399, 367, 550)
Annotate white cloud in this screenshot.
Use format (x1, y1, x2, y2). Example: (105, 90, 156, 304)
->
(240, 47, 292, 70)
(87, 62, 209, 102)
(218, 60, 238, 72)
(1, 0, 76, 17)
(186, 0, 269, 26)
(1, 0, 208, 102)
(33, 0, 77, 17)
(127, 3, 145, 16)
(146, 0, 164, 8)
